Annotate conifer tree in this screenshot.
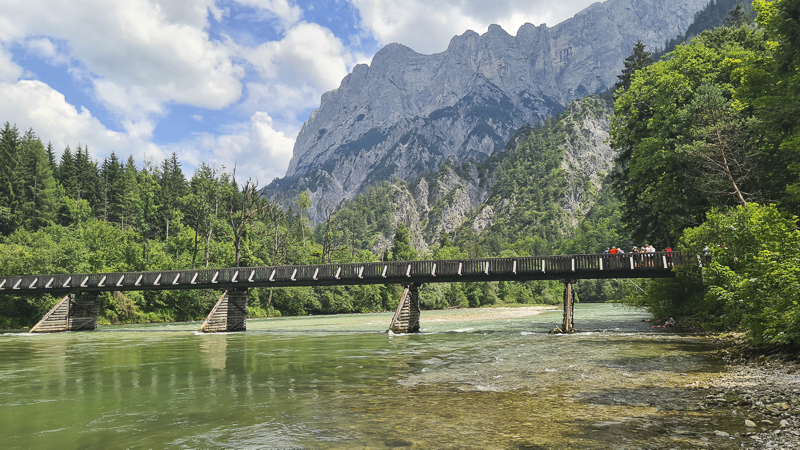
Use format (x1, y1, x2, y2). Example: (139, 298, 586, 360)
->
(614, 41, 652, 93)
(390, 223, 417, 261)
(119, 155, 140, 229)
(56, 146, 77, 199)
(157, 152, 187, 239)
(45, 142, 56, 172)
(73, 145, 100, 212)
(100, 152, 124, 223)
(15, 129, 57, 230)
(0, 122, 20, 231)
(726, 1, 751, 27)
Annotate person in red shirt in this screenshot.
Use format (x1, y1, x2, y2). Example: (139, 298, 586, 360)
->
(664, 246, 674, 267)
(609, 246, 618, 268)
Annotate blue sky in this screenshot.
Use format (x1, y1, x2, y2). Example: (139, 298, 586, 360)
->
(0, 0, 597, 184)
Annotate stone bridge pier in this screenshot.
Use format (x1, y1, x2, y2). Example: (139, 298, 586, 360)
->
(30, 292, 100, 333)
(389, 283, 421, 333)
(200, 289, 248, 332)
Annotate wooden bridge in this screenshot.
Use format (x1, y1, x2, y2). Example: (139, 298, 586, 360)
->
(0, 252, 693, 334)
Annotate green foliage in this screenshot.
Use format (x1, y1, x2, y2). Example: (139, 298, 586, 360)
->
(611, 7, 800, 345)
(390, 223, 417, 261)
(742, 0, 800, 211)
(611, 25, 769, 247)
(680, 204, 800, 344)
(656, 0, 754, 58)
(615, 41, 653, 93)
(8, 0, 796, 331)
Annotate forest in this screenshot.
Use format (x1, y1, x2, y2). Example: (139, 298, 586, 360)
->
(1, 0, 799, 347)
(612, 0, 800, 345)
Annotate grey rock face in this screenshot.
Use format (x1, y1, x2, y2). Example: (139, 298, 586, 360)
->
(388, 96, 613, 251)
(269, 0, 709, 221)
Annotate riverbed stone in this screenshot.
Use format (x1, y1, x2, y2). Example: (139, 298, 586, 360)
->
(745, 419, 757, 427)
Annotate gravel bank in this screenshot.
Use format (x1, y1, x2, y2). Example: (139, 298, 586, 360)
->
(687, 337, 800, 448)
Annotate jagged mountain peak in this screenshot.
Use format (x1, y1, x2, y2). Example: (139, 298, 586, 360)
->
(270, 0, 710, 222)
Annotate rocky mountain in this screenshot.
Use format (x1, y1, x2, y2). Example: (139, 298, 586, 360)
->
(268, 0, 710, 221)
(324, 96, 614, 255)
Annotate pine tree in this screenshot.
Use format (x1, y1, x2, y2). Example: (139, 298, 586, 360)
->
(56, 146, 77, 199)
(73, 145, 99, 212)
(15, 129, 57, 230)
(156, 152, 187, 239)
(614, 41, 653, 93)
(725, 1, 751, 27)
(45, 142, 57, 172)
(100, 152, 124, 222)
(117, 155, 140, 229)
(390, 223, 417, 261)
(0, 123, 21, 234)
(185, 163, 221, 268)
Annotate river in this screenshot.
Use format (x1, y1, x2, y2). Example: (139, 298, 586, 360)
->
(1, 303, 743, 448)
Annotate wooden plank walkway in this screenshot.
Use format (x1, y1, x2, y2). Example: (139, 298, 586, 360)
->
(0, 252, 693, 295)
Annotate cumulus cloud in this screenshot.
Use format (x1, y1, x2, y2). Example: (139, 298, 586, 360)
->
(241, 82, 320, 124)
(234, 0, 303, 30)
(245, 21, 352, 92)
(25, 38, 70, 66)
(0, 47, 23, 83)
(350, 0, 599, 54)
(168, 111, 297, 185)
(0, 79, 164, 162)
(1, 0, 244, 133)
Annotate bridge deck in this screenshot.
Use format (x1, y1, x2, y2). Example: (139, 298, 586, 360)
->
(0, 252, 693, 295)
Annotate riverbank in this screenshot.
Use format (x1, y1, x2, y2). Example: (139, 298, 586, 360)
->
(688, 335, 800, 448)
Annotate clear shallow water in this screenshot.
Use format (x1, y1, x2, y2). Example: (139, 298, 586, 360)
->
(1, 304, 739, 448)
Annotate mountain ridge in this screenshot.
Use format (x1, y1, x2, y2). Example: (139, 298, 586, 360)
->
(268, 0, 710, 222)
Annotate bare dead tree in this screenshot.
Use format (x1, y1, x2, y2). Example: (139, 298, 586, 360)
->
(225, 166, 268, 267)
(680, 83, 758, 207)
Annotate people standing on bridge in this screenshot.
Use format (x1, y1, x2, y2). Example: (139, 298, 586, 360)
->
(609, 246, 618, 268)
(664, 246, 673, 267)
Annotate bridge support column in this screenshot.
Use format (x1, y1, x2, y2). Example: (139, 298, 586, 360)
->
(200, 289, 248, 332)
(389, 283, 421, 333)
(30, 292, 100, 333)
(560, 279, 576, 333)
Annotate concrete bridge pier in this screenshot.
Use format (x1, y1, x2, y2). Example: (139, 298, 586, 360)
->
(560, 279, 576, 333)
(30, 292, 100, 333)
(200, 289, 248, 332)
(389, 283, 421, 333)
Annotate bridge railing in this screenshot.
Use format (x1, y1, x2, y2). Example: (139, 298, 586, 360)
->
(0, 252, 701, 294)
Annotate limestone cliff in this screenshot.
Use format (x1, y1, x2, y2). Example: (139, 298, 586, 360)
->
(267, 0, 710, 222)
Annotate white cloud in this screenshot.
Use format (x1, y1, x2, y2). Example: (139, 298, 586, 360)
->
(245, 21, 352, 92)
(168, 112, 297, 185)
(25, 38, 70, 66)
(1, 0, 244, 136)
(0, 79, 164, 162)
(0, 46, 23, 82)
(349, 0, 599, 54)
(234, 0, 303, 30)
(242, 82, 320, 124)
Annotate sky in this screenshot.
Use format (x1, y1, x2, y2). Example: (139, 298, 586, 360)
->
(0, 0, 599, 185)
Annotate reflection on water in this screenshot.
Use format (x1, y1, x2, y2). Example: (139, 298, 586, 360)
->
(0, 304, 741, 448)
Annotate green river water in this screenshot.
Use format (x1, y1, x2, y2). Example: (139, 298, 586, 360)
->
(1, 303, 745, 449)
